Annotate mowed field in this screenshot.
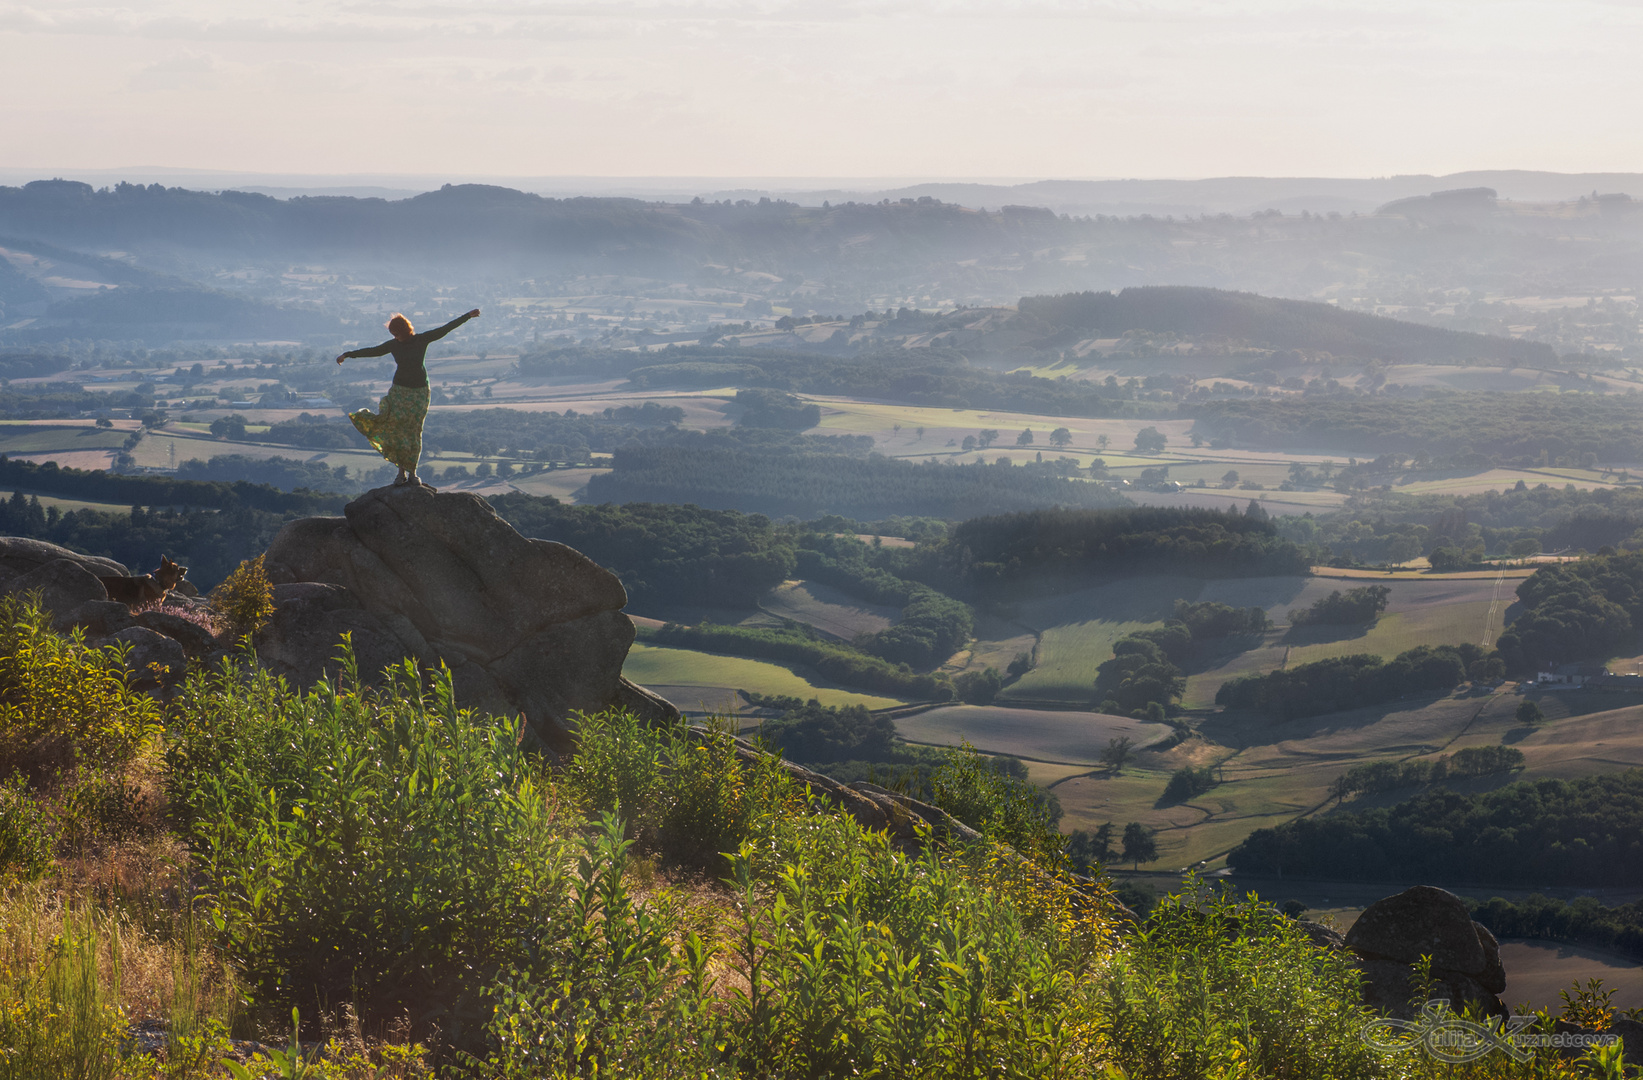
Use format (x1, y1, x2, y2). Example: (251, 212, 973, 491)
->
(760, 580, 898, 640)
(621, 642, 904, 710)
(894, 705, 1174, 766)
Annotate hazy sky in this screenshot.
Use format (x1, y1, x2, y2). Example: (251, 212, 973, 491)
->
(5, 0, 1643, 180)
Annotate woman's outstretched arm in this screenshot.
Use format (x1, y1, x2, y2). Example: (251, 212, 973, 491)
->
(417, 308, 482, 343)
(336, 340, 396, 364)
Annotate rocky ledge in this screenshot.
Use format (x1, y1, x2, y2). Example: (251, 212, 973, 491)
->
(262, 483, 677, 752)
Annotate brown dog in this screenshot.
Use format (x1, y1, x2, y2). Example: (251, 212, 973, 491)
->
(100, 555, 190, 608)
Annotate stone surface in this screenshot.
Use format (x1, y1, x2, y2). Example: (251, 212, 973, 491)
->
(0, 537, 127, 583)
(134, 610, 218, 658)
(110, 626, 188, 689)
(5, 558, 111, 625)
(67, 600, 137, 639)
(254, 582, 430, 691)
(1346, 885, 1488, 973)
(261, 484, 675, 750)
(1346, 885, 1508, 1018)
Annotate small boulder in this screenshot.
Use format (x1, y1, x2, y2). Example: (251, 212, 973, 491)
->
(110, 626, 188, 690)
(66, 600, 137, 639)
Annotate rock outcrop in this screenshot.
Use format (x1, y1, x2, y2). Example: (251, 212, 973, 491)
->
(1345, 885, 1508, 1018)
(0, 537, 210, 689)
(261, 484, 676, 751)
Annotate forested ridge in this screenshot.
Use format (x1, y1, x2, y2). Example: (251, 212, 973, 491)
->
(525, 343, 1164, 419)
(1191, 392, 1643, 462)
(1018, 287, 1551, 364)
(1229, 770, 1643, 886)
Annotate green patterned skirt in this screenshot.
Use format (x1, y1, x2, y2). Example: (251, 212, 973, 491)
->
(350, 383, 430, 473)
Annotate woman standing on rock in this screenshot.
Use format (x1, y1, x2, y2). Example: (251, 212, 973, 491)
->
(336, 308, 480, 486)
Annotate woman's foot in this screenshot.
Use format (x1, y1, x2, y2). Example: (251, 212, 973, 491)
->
(392, 470, 412, 486)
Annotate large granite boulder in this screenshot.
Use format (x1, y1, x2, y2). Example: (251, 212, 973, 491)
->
(262, 484, 676, 752)
(5, 558, 112, 627)
(1345, 885, 1508, 1017)
(0, 537, 127, 585)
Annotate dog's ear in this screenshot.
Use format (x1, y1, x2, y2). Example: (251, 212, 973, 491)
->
(161, 555, 175, 568)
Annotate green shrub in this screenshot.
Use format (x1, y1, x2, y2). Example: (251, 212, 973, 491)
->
(166, 647, 569, 1037)
(1100, 882, 1385, 1079)
(0, 595, 163, 777)
(206, 552, 274, 640)
(931, 742, 1063, 864)
(561, 710, 791, 868)
(0, 775, 54, 883)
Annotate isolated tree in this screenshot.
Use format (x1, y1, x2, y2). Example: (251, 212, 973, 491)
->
(1050, 427, 1072, 449)
(1516, 699, 1545, 725)
(1016, 428, 1035, 447)
(916, 426, 925, 441)
(1134, 427, 1167, 453)
(962, 435, 977, 452)
(1096, 434, 1110, 453)
(1190, 433, 1205, 448)
(978, 429, 1000, 449)
(1221, 469, 1240, 488)
(1122, 822, 1158, 869)
(1100, 736, 1134, 775)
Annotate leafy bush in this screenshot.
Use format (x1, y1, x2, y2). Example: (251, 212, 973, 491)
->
(931, 743, 1063, 864)
(0, 775, 54, 883)
(206, 553, 274, 640)
(1099, 883, 1390, 1079)
(560, 710, 792, 868)
(167, 650, 569, 1035)
(0, 595, 162, 778)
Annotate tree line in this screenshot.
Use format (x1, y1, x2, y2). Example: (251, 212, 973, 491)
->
(585, 442, 1127, 521)
(1190, 391, 1643, 464)
(1215, 644, 1491, 720)
(1229, 770, 1643, 886)
(643, 622, 952, 701)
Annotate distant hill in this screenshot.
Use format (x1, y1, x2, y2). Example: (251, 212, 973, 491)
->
(0, 234, 346, 343)
(1016, 287, 1554, 365)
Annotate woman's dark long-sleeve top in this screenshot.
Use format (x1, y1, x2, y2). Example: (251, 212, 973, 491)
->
(341, 312, 476, 388)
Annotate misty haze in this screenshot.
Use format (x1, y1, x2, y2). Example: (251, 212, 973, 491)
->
(5, 3, 1643, 1076)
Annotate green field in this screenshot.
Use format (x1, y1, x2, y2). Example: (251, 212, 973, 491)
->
(0, 423, 128, 454)
(621, 642, 903, 710)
